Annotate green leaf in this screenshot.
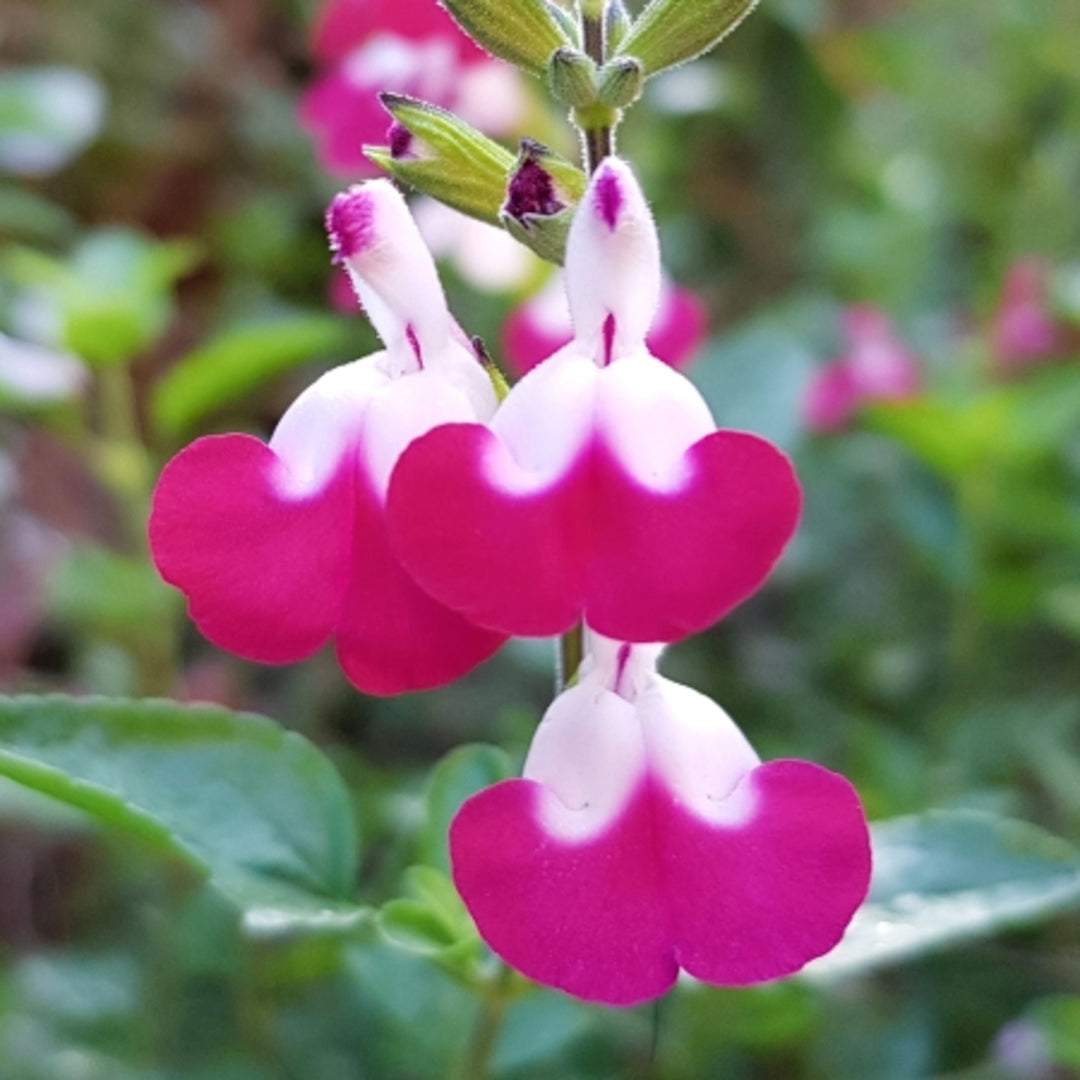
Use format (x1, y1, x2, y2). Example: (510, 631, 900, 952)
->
(150, 311, 349, 437)
(439, 0, 574, 77)
(614, 0, 760, 79)
(0, 66, 106, 176)
(0, 184, 76, 242)
(1027, 996, 1080, 1068)
(46, 546, 180, 644)
(805, 811, 1080, 982)
(420, 743, 514, 872)
(0, 695, 367, 937)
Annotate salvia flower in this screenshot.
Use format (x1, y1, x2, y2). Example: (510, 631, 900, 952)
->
(451, 632, 872, 1005)
(501, 270, 708, 377)
(388, 158, 800, 643)
(299, 0, 525, 176)
(991, 257, 1073, 373)
(149, 180, 506, 695)
(802, 305, 922, 433)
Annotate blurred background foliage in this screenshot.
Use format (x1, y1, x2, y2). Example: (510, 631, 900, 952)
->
(2, 0, 1080, 1077)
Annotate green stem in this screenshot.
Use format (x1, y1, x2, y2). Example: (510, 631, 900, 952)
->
(557, 624, 584, 693)
(454, 963, 515, 1080)
(94, 364, 179, 695)
(579, 10, 614, 172)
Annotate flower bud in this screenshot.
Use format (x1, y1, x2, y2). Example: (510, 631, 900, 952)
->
(597, 57, 645, 108)
(499, 139, 587, 265)
(546, 47, 599, 108)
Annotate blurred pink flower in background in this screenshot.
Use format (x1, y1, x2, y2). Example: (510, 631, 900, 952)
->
(990, 258, 1073, 373)
(299, 0, 526, 176)
(803, 305, 922, 433)
(501, 271, 708, 378)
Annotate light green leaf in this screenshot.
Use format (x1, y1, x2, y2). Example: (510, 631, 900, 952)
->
(0, 695, 367, 937)
(378, 865, 476, 959)
(150, 311, 349, 437)
(439, 0, 574, 77)
(614, 0, 759, 79)
(805, 811, 1080, 982)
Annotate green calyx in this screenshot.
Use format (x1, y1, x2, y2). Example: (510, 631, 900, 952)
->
(547, 48, 599, 108)
(365, 94, 516, 227)
(499, 139, 586, 265)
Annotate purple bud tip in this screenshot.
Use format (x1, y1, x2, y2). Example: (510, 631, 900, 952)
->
(593, 165, 624, 230)
(326, 187, 375, 263)
(388, 121, 413, 160)
(504, 155, 565, 223)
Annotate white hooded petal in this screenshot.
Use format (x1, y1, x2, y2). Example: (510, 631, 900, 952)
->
(523, 670, 648, 843)
(564, 158, 661, 365)
(326, 180, 454, 373)
(638, 676, 762, 827)
(268, 357, 390, 497)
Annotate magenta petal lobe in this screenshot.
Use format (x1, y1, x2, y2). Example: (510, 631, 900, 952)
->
(451, 778, 677, 1006)
(388, 424, 801, 641)
(149, 434, 353, 664)
(665, 760, 872, 986)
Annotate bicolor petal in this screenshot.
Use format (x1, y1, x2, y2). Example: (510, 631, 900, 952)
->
(388, 159, 800, 643)
(451, 636, 871, 1005)
(150, 180, 505, 695)
(502, 273, 707, 376)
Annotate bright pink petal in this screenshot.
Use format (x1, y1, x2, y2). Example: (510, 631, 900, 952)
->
(298, 71, 389, 176)
(311, 0, 484, 66)
(650, 283, 707, 371)
(148, 434, 353, 663)
(388, 421, 800, 641)
(452, 777, 676, 1005)
(802, 361, 857, 433)
(991, 259, 1069, 370)
(451, 763, 869, 1005)
(664, 760, 871, 985)
(334, 466, 506, 695)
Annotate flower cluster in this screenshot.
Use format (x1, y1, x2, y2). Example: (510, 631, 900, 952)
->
(150, 158, 870, 1004)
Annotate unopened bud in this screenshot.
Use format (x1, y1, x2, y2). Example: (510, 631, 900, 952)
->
(547, 47, 599, 108)
(500, 140, 587, 265)
(597, 57, 645, 108)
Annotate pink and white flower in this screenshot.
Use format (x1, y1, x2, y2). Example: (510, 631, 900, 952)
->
(451, 632, 872, 1005)
(299, 0, 525, 176)
(502, 269, 708, 377)
(802, 305, 922, 433)
(149, 180, 506, 695)
(990, 258, 1073, 372)
(387, 158, 801, 643)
